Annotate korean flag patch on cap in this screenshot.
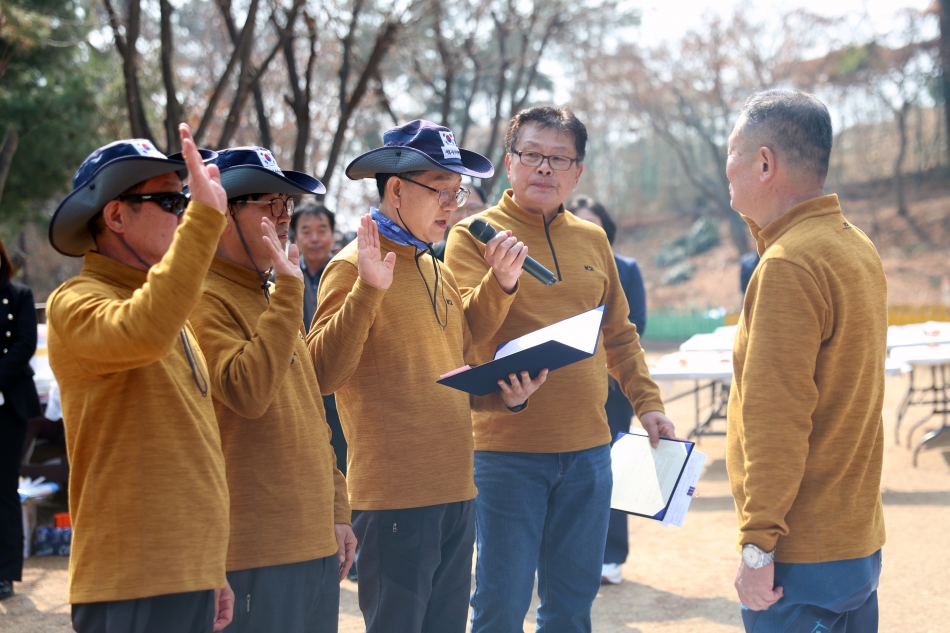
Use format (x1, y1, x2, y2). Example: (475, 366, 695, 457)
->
(133, 140, 166, 159)
(438, 130, 461, 160)
(255, 148, 282, 174)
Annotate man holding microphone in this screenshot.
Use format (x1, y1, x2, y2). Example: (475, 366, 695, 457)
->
(446, 106, 675, 632)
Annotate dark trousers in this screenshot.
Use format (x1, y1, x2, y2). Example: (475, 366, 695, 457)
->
(604, 387, 633, 565)
(72, 589, 215, 633)
(225, 555, 339, 633)
(0, 403, 27, 582)
(351, 500, 475, 633)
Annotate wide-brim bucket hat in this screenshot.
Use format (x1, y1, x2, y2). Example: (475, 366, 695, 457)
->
(211, 147, 326, 198)
(345, 120, 493, 180)
(50, 139, 216, 257)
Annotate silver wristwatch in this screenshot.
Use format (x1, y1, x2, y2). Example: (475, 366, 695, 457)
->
(741, 544, 775, 569)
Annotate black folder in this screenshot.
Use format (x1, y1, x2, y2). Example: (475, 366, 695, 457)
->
(437, 306, 606, 397)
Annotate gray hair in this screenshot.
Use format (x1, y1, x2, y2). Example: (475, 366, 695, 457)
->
(736, 89, 833, 181)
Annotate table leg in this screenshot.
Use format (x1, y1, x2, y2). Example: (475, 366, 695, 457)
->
(894, 368, 916, 444)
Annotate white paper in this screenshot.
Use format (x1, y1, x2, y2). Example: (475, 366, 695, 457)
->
(609, 432, 692, 518)
(494, 306, 605, 360)
(661, 450, 707, 528)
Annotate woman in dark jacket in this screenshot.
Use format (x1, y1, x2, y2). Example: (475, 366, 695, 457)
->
(0, 239, 41, 600)
(571, 197, 647, 586)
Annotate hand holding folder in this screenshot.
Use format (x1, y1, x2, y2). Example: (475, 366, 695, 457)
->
(437, 306, 607, 396)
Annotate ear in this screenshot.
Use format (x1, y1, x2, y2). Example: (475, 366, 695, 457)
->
(101, 200, 128, 235)
(574, 162, 584, 187)
(759, 147, 776, 183)
(387, 176, 402, 209)
(504, 152, 513, 178)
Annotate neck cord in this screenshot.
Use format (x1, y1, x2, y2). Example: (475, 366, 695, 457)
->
(231, 209, 272, 303)
(115, 233, 209, 396)
(394, 207, 448, 330)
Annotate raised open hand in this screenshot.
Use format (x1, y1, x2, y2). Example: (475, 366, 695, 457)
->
(261, 218, 304, 282)
(179, 123, 227, 214)
(357, 214, 396, 290)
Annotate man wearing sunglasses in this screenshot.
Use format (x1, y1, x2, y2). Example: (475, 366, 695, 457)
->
(45, 128, 235, 632)
(188, 148, 352, 632)
(446, 107, 675, 633)
(307, 120, 546, 633)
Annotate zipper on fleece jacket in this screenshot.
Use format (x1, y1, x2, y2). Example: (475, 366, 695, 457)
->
(543, 216, 563, 282)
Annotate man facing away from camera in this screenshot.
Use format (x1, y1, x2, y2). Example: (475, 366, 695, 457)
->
(726, 89, 887, 633)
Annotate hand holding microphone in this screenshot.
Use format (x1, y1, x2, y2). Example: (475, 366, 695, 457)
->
(469, 218, 557, 287)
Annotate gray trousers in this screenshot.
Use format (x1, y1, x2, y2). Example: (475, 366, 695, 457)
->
(72, 589, 215, 633)
(352, 500, 475, 633)
(224, 555, 340, 633)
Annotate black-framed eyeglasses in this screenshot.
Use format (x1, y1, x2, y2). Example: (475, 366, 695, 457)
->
(399, 176, 470, 208)
(116, 191, 190, 216)
(511, 150, 578, 171)
(243, 196, 294, 218)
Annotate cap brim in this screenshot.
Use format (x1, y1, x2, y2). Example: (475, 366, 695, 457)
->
(218, 165, 326, 198)
(49, 149, 217, 257)
(345, 146, 494, 180)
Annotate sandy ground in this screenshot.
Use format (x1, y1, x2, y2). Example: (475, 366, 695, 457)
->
(3, 358, 950, 632)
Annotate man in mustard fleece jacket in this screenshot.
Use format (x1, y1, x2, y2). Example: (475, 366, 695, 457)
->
(189, 148, 352, 633)
(726, 90, 887, 632)
(446, 107, 675, 633)
(46, 127, 234, 632)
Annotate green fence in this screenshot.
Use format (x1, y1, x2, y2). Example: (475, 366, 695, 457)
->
(641, 307, 727, 340)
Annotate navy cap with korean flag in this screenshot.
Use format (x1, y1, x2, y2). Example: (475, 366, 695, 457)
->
(49, 139, 217, 257)
(345, 120, 494, 180)
(209, 146, 326, 198)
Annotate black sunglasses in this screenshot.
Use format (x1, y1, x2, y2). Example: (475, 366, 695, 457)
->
(116, 191, 190, 216)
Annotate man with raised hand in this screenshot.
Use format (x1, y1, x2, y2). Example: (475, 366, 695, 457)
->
(726, 90, 886, 632)
(46, 126, 234, 632)
(308, 120, 545, 633)
(445, 106, 674, 632)
(189, 148, 352, 632)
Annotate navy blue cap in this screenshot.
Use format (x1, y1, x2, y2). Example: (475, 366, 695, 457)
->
(50, 139, 216, 257)
(345, 120, 494, 180)
(209, 147, 326, 199)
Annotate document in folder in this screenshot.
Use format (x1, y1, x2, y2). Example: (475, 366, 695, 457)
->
(436, 305, 606, 396)
(610, 431, 703, 524)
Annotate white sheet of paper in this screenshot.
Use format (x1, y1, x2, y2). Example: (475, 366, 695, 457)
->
(661, 450, 707, 528)
(494, 306, 605, 360)
(609, 432, 692, 518)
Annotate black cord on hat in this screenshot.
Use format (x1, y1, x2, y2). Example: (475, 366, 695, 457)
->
(230, 207, 273, 303)
(395, 206, 448, 330)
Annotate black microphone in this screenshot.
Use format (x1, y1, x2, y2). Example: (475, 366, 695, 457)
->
(468, 218, 557, 286)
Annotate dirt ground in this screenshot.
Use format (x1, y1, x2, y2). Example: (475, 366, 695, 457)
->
(3, 352, 950, 632)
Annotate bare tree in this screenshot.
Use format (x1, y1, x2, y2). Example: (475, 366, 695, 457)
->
(102, 0, 154, 141)
(283, 12, 319, 171)
(940, 0, 950, 166)
(0, 128, 18, 209)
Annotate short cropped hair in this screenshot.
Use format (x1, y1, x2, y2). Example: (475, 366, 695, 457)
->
(737, 89, 833, 181)
(291, 201, 336, 234)
(88, 180, 149, 239)
(375, 170, 426, 201)
(570, 196, 616, 245)
(505, 106, 587, 162)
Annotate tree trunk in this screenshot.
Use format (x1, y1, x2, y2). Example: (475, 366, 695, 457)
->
(160, 0, 183, 154)
(941, 0, 950, 168)
(894, 103, 908, 218)
(0, 128, 18, 209)
(253, 87, 273, 149)
(102, 0, 155, 142)
(320, 20, 401, 187)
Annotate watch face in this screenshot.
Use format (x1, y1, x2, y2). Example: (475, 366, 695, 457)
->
(742, 546, 760, 567)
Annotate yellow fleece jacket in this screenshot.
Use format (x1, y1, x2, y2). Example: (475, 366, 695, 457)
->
(445, 191, 665, 453)
(46, 201, 229, 603)
(307, 234, 517, 510)
(190, 257, 350, 572)
(727, 194, 887, 563)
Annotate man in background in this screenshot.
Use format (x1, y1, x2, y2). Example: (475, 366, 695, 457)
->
(726, 89, 886, 632)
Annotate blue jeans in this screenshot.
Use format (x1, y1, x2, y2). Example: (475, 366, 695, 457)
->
(741, 550, 882, 633)
(470, 445, 612, 633)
